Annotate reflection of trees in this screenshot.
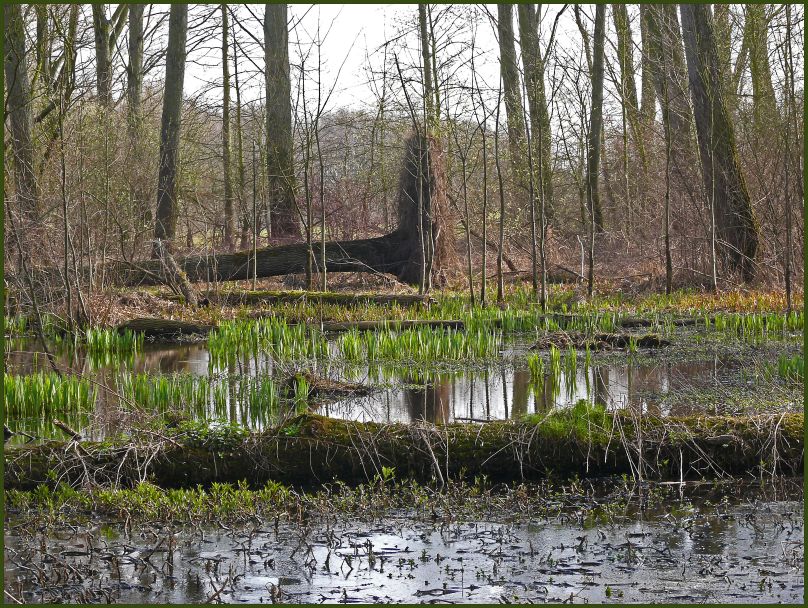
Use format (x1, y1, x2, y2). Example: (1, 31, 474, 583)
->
(593, 366, 609, 407)
(134, 345, 196, 374)
(511, 370, 530, 419)
(403, 376, 451, 424)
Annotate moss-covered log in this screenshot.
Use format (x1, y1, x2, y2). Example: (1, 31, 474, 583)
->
(4, 412, 801, 491)
(317, 319, 464, 332)
(204, 290, 434, 308)
(116, 318, 214, 340)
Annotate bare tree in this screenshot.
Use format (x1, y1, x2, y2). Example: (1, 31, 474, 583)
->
(4, 3, 40, 223)
(91, 4, 129, 106)
(680, 3, 759, 282)
(586, 4, 606, 296)
(153, 4, 188, 253)
(265, 4, 300, 238)
(221, 4, 235, 249)
(518, 4, 559, 224)
(496, 4, 527, 193)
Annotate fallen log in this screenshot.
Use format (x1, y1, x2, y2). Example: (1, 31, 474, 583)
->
(116, 318, 214, 340)
(619, 317, 703, 328)
(188, 289, 434, 308)
(21, 134, 451, 290)
(4, 412, 801, 490)
(315, 319, 464, 332)
(533, 331, 670, 350)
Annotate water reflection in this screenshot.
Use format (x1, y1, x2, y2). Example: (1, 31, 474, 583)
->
(5, 338, 747, 438)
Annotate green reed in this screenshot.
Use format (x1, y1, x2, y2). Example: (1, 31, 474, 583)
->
(4, 372, 97, 415)
(115, 372, 282, 420)
(710, 312, 803, 343)
(208, 318, 328, 368)
(776, 354, 803, 383)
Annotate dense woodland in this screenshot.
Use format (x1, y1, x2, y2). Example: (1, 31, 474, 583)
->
(4, 3, 805, 320)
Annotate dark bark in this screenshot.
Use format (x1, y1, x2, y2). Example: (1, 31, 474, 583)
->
(4, 3, 40, 222)
(497, 4, 527, 190)
(153, 4, 188, 252)
(518, 4, 554, 223)
(587, 5, 606, 234)
(680, 4, 759, 281)
(221, 4, 235, 249)
(127, 4, 148, 230)
(264, 4, 300, 238)
(91, 4, 128, 106)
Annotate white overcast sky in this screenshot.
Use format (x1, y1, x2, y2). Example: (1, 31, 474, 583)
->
(181, 3, 578, 112)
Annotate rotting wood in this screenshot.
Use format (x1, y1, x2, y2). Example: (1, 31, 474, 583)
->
(116, 318, 214, 340)
(195, 290, 434, 308)
(4, 412, 801, 490)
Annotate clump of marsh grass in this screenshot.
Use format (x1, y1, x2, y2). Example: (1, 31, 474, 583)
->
(4, 372, 97, 416)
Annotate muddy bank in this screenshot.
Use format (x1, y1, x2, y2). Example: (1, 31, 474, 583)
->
(5, 411, 802, 490)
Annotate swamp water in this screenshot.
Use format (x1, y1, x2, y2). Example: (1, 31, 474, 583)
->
(4, 480, 803, 604)
(4, 338, 772, 441)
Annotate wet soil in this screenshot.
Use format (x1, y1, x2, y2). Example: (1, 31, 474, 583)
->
(4, 480, 802, 604)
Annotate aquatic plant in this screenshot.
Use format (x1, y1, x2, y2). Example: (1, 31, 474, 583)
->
(208, 318, 328, 368)
(115, 372, 283, 426)
(4, 315, 29, 336)
(776, 354, 803, 383)
(710, 312, 803, 344)
(4, 372, 97, 415)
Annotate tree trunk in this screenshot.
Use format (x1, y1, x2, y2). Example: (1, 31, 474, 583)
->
(153, 4, 188, 253)
(264, 4, 300, 239)
(586, 5, 606, 297)
(680, 4, 759, 282)
(645, 6, 693, 157)
(497, 4, 527, 192)
(111, 134, 450, 287)
(34, 5, 50, 91)
(743, 4, 777, 131)
(4, 3, 40, 223)
(713, 3, 732, 101)
(612, 4, 646, 169)
(127, 5, 144, 120)
(587, 5, 606, 235)
(638, 5, 656, 128)
(127, 4, 148, 231)
(221, 4, 235, 249)
(518, 4, 554, 223)
(91, 4, 128, 107)
(418, 4, 437, 129)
